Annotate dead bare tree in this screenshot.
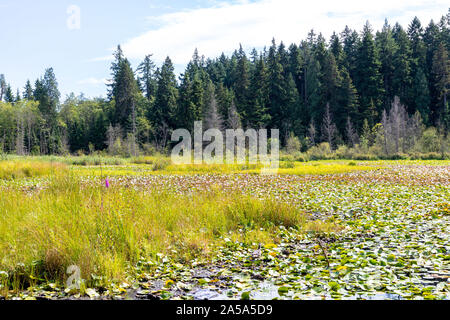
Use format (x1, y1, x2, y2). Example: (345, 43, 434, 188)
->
(321, 103, 337, 149)
(307, 119, 316, 147)
(0, 74, 6, 102)
(15, 110, 25, 155)
(204, 91, 223, 131)
(345, 116, 359, 147)
(227, 100, 241, 130)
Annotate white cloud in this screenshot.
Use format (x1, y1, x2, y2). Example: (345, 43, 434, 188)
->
(77, 77, 108, 86)
(104, 0, 450, 65)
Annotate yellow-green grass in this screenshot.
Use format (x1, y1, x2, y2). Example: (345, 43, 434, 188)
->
(0, 174, 335, 292)
(0, 161, 67, 180)
(71, 161, 376, 177)
(360, 159, 450, 166)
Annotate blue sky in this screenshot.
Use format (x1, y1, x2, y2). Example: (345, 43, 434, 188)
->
(0, 0, 448, 99)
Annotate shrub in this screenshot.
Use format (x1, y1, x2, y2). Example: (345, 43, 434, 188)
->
(142, 143, 157, 156)
(335, 145, 351, 159)
(307, 143, 332, 160)
(420, 128, 440, 153)
(286, 133, 301, 155)
(280, 161, 295, 169)
(294, 153, 309, 162)
(409, 152, 443, 160)
(152, 158, 171, 171)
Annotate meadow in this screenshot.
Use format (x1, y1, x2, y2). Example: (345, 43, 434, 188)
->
(0, 156, 448, 300)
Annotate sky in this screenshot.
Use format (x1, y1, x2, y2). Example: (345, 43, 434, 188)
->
(0, 0, 448, 99)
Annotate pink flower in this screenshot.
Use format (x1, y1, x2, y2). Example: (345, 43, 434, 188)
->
(105, 178, 110, 188)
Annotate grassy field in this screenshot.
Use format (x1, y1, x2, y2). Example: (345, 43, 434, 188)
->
(0, 156, 448, 300)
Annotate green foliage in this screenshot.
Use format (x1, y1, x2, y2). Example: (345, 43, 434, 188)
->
(1, 11, 449, 157)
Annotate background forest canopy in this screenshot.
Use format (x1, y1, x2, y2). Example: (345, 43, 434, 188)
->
(0, 11, 449, 160)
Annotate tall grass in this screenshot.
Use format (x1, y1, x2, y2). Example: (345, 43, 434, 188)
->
(0, 161, 67, 180)
(0, 174, 310, 292)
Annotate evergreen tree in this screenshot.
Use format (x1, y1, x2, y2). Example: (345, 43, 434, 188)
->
(424, 20, 441, 79)
(336, 68, 359, 134)
(354, 22, 384, 125)
(108, 45, 125, 100)
(15, 89, 21, 102)
(248, 55, 270, 128)
(319, 52, 340, 121)
(34, 68, 60, 124)
(233, 45, 251, 124)
(177, 71, 203, 131)
(329, 32, 344, 69)
(288, 44, 303, 94)
(215, 82, 234, 121)
(111, 54, 140, 131)
(33, 68, 60, 154)
(23, 80, 34, 100)
(137, 54, 157, 101)
(341, 26, 359, 80)
(267, 39, 286, 131)
(376, 20, 397, 109)
(408, 17, 429, 118)
(154, 57, 178, 132)
(411, 67, 431, 124)
(392, 23, 413, 106)
(408, 17, 427, 69)
(430, 42, 449, 126)
(267, 39, 300, 140)
(302, 48, 321, 127)
(4, 85, 14, 103)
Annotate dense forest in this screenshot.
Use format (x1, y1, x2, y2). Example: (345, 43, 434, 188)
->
(0, 11, 449, 159)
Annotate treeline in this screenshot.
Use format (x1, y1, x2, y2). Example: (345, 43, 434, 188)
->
(0, 11, 449, 158)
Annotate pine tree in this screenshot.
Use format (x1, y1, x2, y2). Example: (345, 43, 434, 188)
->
(411, 67, 431, 124)
(248, 55, 270, 128)
(337, 68, 359, 134)
(108, 45, 125, 100)
(303, 54, 321, 127)
(408, 17, 429, 118)
(137, 54, 157, 101)
(424, 21, 441, 79)
(408, 17, 427, 69)
(288, 44, 303, 94)
(355, 22, 384, 123)
(154, 57, 178, 133)
(4, 85, 14, 103)
(430, 42, 449, 127)
(341, 26, 359, 80)
(15, 89, 21, 102)
(329, 32, 344, 69)
(111, 55, 140, 132)
(34, 68, 60, 124)
(177, 71, 203, 131)
(23, 80, 34, 100)
(319, 52, 340, 123)
(267, 39, 286, 132)
(33, 68, 60, 154)
(233, 45, 251, 124)
(215, 82, 234, 121)
(392, 23, 413, 106)
(376, 20, 397, 109)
